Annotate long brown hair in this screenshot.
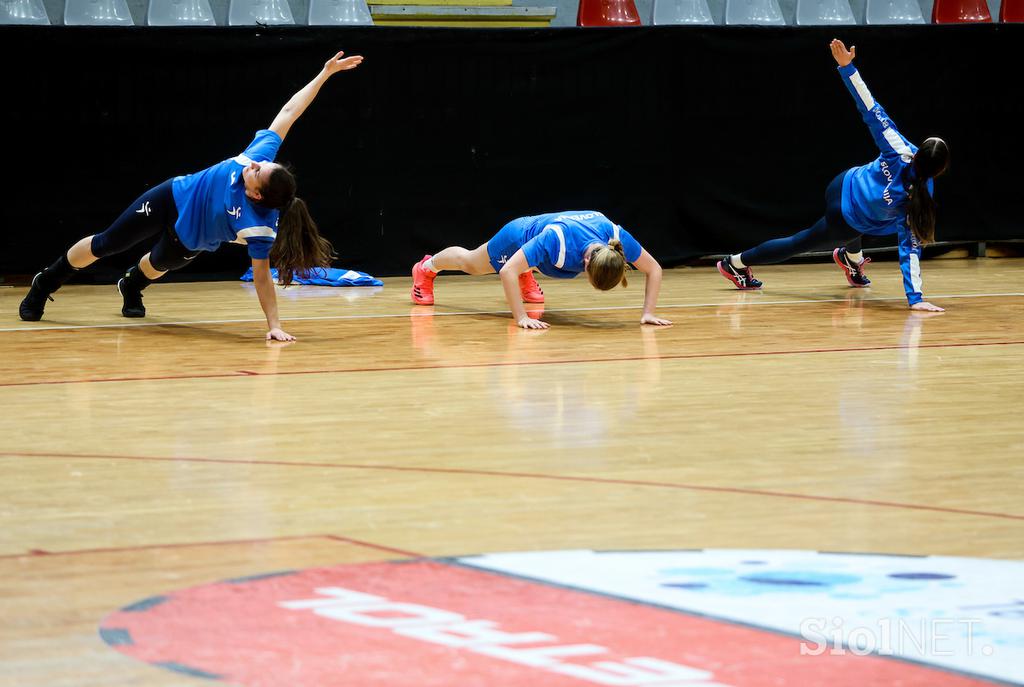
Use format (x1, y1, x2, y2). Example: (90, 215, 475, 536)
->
(586, 240, 631, 290)
(906, 137, 949, 246)
(270, 197, 336, 286)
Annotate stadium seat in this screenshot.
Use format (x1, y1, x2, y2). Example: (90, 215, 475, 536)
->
(652, 0, 714, 23)
(725, 0, 786, 24)
(864, 0, 925, 23)
(0, 0, 50, 23)
(795, 0, 856, 23)
(1000, 0, 1024, 21)
(228, 0, 295, 25)
(147, 0, 216, 25)
(308, 0, 373, 24)
(577, 0, 642, 25)
(931, 0, 991, 22)
(64, 0, 135, 24)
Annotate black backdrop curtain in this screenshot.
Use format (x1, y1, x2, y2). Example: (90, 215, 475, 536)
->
(1, 24, 1020, 279)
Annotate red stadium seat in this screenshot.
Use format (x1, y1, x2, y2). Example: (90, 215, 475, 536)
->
(931, 0, 992, 22)
(1001, 0, 1024, 21)
(577, 0, 642, 25)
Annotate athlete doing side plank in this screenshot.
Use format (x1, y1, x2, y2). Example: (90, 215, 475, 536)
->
(718, 40, 949, 312)
(20, 50, 364, 340)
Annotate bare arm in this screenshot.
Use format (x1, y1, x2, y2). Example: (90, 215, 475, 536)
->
(269, 50, 364, 141)
(499, 251, 548, 329)
(633, 249, 672, 326)
(251, 258, 295, 341)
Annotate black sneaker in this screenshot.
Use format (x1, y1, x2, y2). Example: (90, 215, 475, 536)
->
(833, 248, 872, 287)
(717, 257, 763, 290)
(118, 278, 146, 318)
(19, 272, 55, 321)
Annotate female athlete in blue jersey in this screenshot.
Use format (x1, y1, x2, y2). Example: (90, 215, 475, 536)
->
(411, 210, 672, 329)
(19, 50, 363, 340)
(718, 40, 949, 313)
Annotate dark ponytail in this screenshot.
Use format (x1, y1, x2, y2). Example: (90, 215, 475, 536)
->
(906, 137, 949, 246)
(269, 197, 337, 286)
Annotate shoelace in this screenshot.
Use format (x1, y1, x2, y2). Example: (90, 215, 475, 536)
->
(849, 256, 872, 276)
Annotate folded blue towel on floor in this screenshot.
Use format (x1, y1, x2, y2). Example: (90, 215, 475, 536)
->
(240, 267, 383, 287)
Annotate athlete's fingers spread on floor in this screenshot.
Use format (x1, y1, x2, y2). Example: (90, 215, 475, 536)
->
(911, 301, 945, 313)
(517, 317, 549, 330)
(267, 328, 297, 341)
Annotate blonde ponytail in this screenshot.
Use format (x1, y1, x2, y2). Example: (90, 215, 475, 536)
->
(587, 240, 631, 290)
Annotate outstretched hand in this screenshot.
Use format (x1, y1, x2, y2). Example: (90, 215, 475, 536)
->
(323, 50, 364, 77)
(830, 39, 855, 67)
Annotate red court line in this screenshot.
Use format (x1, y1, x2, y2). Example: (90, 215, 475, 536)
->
(3, 339, 1023, 388)
(0, 532, 424, 561)
(322, 534, 424, 559)
(3, 449, 1021, 522)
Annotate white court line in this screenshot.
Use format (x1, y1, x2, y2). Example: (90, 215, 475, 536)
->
(1, 292, 1021, 333)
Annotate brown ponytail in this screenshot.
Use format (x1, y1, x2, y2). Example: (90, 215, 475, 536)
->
(269, 197, 336, 286)
(906, 180, 937, 245)
(586, 239, 631, 291)
(906, 137, 949, 246)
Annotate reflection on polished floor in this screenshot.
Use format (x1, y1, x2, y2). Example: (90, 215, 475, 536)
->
(1, 258, 1022, 686)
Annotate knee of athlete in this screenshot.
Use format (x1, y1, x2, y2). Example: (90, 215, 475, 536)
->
(87, 234, 109, 259)
(454, 251, 473, 272)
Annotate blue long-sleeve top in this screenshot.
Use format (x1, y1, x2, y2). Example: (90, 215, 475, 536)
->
(837, 63, 931, 305)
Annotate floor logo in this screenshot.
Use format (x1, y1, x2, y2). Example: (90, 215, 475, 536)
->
(99, 550, 1022, 686)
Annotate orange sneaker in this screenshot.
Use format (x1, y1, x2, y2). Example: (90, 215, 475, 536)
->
(411, 255, 436, 305)
(519, 271, 544, 303)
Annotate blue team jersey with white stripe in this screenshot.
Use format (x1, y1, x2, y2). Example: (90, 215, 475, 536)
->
(837, 64, 931, 305)
(171, 130, 282, 260)
(517, 211, 642, 279)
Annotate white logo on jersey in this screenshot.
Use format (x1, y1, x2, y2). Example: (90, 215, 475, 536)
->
(228, 206, 242, 219)
(879, 160, 894, 206)
(498, 254, 509, 265)
(556, 212, 602, 222)
(231, 171, 237, 184)
(135, 201, 151, 216)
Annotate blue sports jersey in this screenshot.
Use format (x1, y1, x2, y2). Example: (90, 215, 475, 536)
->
(837, 64, 932, 305)
(171, 130, 282, 260)
(512, 211, 642, 279)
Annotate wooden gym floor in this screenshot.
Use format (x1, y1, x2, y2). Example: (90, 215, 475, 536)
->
(1, 257, 1022, 686)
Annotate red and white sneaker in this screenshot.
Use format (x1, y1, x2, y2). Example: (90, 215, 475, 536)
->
(519, 271, 544, 303)
(833, 248, 872, 287)
(411, 255, 437, 305)
(717, 257, 763, 290)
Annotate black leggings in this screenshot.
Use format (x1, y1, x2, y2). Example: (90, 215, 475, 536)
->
(90, 179, 200, 272)
(740, 172, 863, 266)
